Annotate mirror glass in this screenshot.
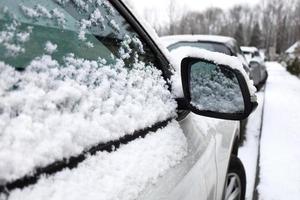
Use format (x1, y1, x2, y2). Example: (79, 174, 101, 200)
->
(190, 61, 245, 113)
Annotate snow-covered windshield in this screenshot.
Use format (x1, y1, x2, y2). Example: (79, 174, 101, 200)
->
(0, 0, 177, 184)
(168, 41, 232, 56)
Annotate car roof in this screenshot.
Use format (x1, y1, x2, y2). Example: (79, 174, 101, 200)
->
(161, 34, 236, 47)
(241, 46, 259, 53)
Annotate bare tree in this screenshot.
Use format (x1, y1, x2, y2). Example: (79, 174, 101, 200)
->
(140, 0, 300, 53)
(249, 22, 262, 47)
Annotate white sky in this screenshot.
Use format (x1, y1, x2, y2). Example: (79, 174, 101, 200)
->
(126, 0, 261, 26)
(129, 0, 261, 11)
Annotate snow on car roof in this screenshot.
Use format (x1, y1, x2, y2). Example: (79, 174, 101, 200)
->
(161, 35, 235, 47)
(241, 46, 259, 53)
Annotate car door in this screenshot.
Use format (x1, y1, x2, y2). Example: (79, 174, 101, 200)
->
(115, 6, 240, 199)
(0, 1, 187, 199)
(0, 1, 239, 200)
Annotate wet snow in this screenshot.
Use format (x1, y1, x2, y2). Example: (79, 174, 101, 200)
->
(6, 121, 187, 200)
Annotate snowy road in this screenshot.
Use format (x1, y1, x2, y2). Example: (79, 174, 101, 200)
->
(257, 62, 300, 200)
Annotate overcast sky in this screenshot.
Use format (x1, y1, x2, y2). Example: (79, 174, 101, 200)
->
(126, 0, 261, 26)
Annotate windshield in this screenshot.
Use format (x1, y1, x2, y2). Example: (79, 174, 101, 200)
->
(168, 41, 232, 55)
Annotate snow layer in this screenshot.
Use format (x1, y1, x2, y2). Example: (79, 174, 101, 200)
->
(0, 0, 179, 184)
(0, 55, 176, 183)
(20, 4, 66, 26)
(238, 91, 265, 200)
(44, 41, 57, 54)
(161, 35, 234, 48)
(6, 121, 187, 200)
(0, 20, 32, 57)
(257, 62, 300, 200)
(240, 46, 258, 53)
(168, 46, 256, 97)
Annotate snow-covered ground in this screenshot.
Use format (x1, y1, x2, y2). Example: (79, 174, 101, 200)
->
(238, 91, 265, 200)
(239, 62, 300, 200)
(257, 62, 300, 200)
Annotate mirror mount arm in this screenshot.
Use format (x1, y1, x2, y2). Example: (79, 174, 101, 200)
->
(251, 100, 258, 112)
(175, 98, 190, 110)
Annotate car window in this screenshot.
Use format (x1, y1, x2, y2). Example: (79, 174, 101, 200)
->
(254, 51, 261, 58)
(0, 0, 159, 68)
(242, 51, 250, 55)
(0, 0, 177, 184)
(168, 41, 232, 55)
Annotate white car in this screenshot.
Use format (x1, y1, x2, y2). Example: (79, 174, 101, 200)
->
(0, 1, 257, 200)
(161, 35, 268, 89)
(161, 35, 250, 75)
(241, 46, 268, 89)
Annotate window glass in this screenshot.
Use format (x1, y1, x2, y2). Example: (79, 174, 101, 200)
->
(0, 0, 176, 183)
(254, 51, 261, 58)
(0, 0, 157, 68)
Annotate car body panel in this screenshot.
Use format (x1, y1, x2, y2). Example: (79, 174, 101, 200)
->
(137, 113, 239, 200)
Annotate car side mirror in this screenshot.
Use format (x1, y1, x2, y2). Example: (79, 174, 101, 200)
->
(181, 57, 257, 120)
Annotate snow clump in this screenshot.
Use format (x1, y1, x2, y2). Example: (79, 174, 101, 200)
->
(44, 41, 58, 54)
(0, 54, 177, 183)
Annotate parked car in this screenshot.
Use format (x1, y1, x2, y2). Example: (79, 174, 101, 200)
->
(241, 46, 268, 89)
(0, 1, 257, 200)
(161, 35, 266, 89)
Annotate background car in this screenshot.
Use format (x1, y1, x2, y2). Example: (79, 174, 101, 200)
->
(161, 34, 265, 89)
(0, 1, 256, 200)
(241, 46, 268, 89)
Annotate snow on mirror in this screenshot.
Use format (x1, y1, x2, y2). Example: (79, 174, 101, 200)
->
(190, 61, 245, 113)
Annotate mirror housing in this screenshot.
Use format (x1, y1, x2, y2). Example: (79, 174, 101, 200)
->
(180, 57, 257, 120)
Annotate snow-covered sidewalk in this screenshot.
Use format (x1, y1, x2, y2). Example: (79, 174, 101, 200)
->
(238, 91, 265, 200)
(257, 62, 300, 200)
